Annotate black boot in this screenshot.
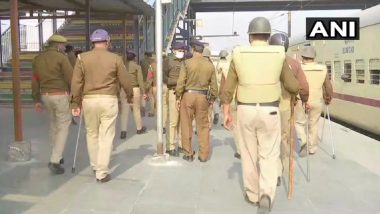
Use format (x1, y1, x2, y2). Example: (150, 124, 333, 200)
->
(48, 162, 65, 174)
(136, 126, 147, 134)
(277, 176, 281, 187)
(96, 174, 111, 183)
(141, 107, 146, 117)
(213, 113, 219, 125)
(148, 113, 154, 117)
(234, 153, 241, 159)
(163, 128, 166, 134)
(59, 158, 64, 164)
(183, 155, 194, 162)
(120, 131, 127, 139)
(258, 194, 272, 214)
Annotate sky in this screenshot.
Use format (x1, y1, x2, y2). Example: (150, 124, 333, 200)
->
(196, 9, 361, 53)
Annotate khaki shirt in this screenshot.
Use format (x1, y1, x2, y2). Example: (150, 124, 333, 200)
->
(323, 72, 333, 104)
(141, 57, 153, 81)
(164, 55, 184, 88)
(71, 47, 133, 108)
(286, 56, 309, 103)
(126, 60, 145, 94)
(175, 55, 218, 102)
(220, 58, 300, 104)
(32, 47, 73, 102)
(145, 60, 157, 90)
(67, 51, 77, 68)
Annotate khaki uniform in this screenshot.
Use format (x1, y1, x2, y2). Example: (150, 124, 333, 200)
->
(146, 60, 168, 125)
(277, 56, 309, 176)
(220, 42, 300, 203)
(175, 55, 218, 160)
(164, 55, 184, 150)
(295, 62, 333, 154)
(120, 60, 145, 132)
(67, 51, 77, 67)
(140, 57, 151, 111)
(32, 47, 73, 164)
(71, 47, 132, 180)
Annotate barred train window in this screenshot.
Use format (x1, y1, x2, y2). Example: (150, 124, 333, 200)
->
(325, 61, 332, 80)
(344, 60, 352, 83)
(369, 59, 380, 85)
(334, 61, 341, 81)
(355, 60, 365, 84)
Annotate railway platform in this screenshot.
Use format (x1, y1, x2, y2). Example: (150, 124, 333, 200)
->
(0, 105, 379, 214)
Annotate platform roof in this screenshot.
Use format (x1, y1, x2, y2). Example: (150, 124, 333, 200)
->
(0, 0, 154, 16)
(190, 0, 380, 12)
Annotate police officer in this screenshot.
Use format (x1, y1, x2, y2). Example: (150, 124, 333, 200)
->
(202, 47, 216, 129)
(175, 40, 218, 162)
(269, 33, 309, 186)
(120, 49, 147, 139)
(164, 42, 186, 156)
(71, 29, 133, 183)
(32, 34, 73, 174)
(295, 46, 333, 156)
(214, 50, 229, 125)
(217, 50, 241, 159)
(140, 51, 154, 117)
(65, 45, 77, 67)
(220, 17, 300, 213)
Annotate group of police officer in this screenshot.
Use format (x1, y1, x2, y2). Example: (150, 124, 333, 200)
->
(31, 16, 332, 213)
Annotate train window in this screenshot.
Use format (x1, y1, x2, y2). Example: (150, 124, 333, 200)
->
(369, 59, 380, 85)
(343, 61, 352, 83)
(355, 60, 365, 84)
(325, 62, 332, 80)
(334, 61, 341, 81)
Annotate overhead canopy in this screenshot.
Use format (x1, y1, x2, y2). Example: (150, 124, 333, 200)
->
(0, 0, 154, 16)
(190, 0, 380, 12)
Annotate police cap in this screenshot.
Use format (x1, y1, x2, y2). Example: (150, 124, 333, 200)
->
(190, 39, 205, 48)
(269, 33, 289, 52)
(300, 46, 316, 58)
(171, 42, 186, 50)
(90, 29, 110, 43)
(219, 50, 228, 58)
(48, 34, 67, 43)
(126, 49, 137, 56)
(247, 17, 271, 34)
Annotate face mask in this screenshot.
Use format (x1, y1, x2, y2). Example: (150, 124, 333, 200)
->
(175, 51, 184, 59)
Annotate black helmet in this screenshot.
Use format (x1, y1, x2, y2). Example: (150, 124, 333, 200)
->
(269, 33, 289, 52)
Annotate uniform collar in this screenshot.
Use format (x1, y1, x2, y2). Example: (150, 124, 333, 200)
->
(93, 47, 107, 51)
(250, 41, 268, 46)
(46, 47, 58, 51)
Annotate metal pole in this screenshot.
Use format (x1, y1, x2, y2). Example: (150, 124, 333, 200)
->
(288, 11, 291, 38)
(122, 18, 127, 61)
(155, 0, 164, 155)
(0, 18, 3, 68)
(85, 0, 90, 51)
(52, 10, 57, 33)
(133, 15, 140, 63)
(38, 11, 43, 51)
(10, 0, 23, 142)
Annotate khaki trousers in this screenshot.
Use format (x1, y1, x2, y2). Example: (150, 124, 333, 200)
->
(295, 101, 323, 153)
(277, 105, 291, 176)
(82, 95, 118, 180)
(167, 89, 181, 150)
(230, 109, 240, 155)
(152, 85, 168, 126)
(148, 87, 155, 115)
(41, 95, 71, 164)
(180, 93, 210, 160)
(120, 87, 143, 131)
(237, 105, 280, 203)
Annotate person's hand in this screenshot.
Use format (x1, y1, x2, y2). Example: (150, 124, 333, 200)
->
(176, 100, 181, 111)
(223, 112, 233, 130)
(35, 102, 43, 112)
(72, 107, 81, 117)
(143, 94, 148, 100)
(303, 102, 311, 112)
(324, 97, 332, 105)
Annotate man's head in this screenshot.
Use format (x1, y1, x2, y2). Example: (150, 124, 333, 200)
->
(65, 45, 74, 53)
(202, 47, 211, 59)
(300, 46, 316, 62)
(171, 41, 186, 59)
(247, 17, 271, 43)
(90, 29, 110, 49)
(190, 39, 205, 56)
(47, 34, 67, 52)
(126, 49, 137, 61)
(269, 33, 289, 52)
(145, 51, 153, 58)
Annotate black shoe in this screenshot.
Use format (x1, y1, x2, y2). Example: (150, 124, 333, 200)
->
(198, 156, 207, 162)
(183, 155, 194, 162)
(234, 153, 241, 159)
(167, 150, 178, 157)
(277, 176, 281, 187)
(96, 174, 111, 183)
(148, 113, 154, 117)
(59, 158, 64, 164)
(141, 107, 146, 117)
(178, 147, 184, 154)
(163, 128, 166, 134)
(213, 113, 219, 125)
(194, 131, 197, 135)
(244, 194, 258, 207)
(120, 131, 127, 139)
(299, 144, 307, 158)
(48, 162, 65, 174)
(258, 194, 272, 214)
(136, 126, 147, 134)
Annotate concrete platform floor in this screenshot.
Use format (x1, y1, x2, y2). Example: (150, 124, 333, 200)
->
(0, 106, 380, 214)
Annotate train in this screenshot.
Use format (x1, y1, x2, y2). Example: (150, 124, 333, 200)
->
(289, 5, 380, 135)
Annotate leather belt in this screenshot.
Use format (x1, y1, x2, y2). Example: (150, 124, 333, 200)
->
(185, 89, 208, 95)
(42, 91, 68, 96)
(237, 101, 279, 107)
